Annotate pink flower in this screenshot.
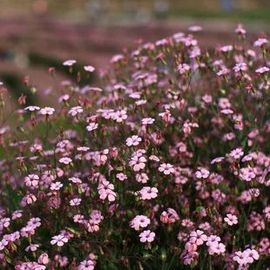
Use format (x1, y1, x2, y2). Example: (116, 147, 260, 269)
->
(202, 94, 212, 104)
(112, 109, 128, 122)
(58, 94, 70, 103)
(68, 177, 82, 184)
(69, 197, 82, 206)
(195, 167, 210, 179)
(253, 38, 268, 47)
(116, 173, 127, 182)
(84, 65, 95, 72)
(189, 230, 207, 246)
(130, 215, 150, 231)
(50, 234, 69, 247)
(256, 66, 270, 74)
(129, 155, 147, 172)
(224, 213, 238, 226)
(220, 45, 233, 52)
(243, 248, 260, 263)
(38, 253, 50, 265)
(235, 24, 246, 35)
(160, 208, 179, 224)
(90, 210, 103, 224)
(59, 157, 72, 165)
(54, 255, 69, 267)
(184, 241, 198, 253)
(63, 59, 76, 66)
(77, 254, 97, 270)
(4, 231, 20, 242)
(188, 25, 202, 32)
(73, 214, 85, 224)
(217, 67, 230, 76)
(68, 106, 83, 117)
(233, 249, 259, 266)
(50, 181, 63, 191)
(78, 258, 96, 270)
(239, 167, 256, 182)
(139, 230, 155, 243)
(228, 148, 244, 160)
(135, 173, 149, 183)
(141, 117, 155, 125)
(263, 205, 270, 220)
(110, 54, 124, 63)
(24, 174, 39, 188)
(98, 180, 116, 202)
(0, 239, 8, 251)
(208, 242, 226, 255)
(86, 123, 98, 132)
(138, 186, 158, 200)
(177, 63, 191, 74)
(206, 235, 221, 246)
(24, 106, 40, 112)
(158, 163, 175, 175)
(211, 157, 224, 164)
(12, 210, 23, 220)
(233, 62, 247, 73)
(21, 194, 37, 206)
(25, 244, 39, 252)
(126, 135, 142, 147)
(39, 107, 55, 116)
(181, 251, 199, 266)
(149, 155, 160, 162)
(136, 99, 147, 106)
(15, 262, 46, 270)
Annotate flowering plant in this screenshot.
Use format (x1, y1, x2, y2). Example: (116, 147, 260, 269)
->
(0, 25, 269, 269)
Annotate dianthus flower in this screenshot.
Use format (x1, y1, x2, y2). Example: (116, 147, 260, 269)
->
(86, 123, 98, 132)
(256, 66, 270, 74)
(63, 59, 76, 66)
(141, 117, 155, 125)
(233, 249, 259, 266)
(158, 163, 175, 175)
(160, 208, 179, 224)
(138, 186, 158, 200)
(177, 63, 191, 74)
(253, 38, 268, 47)
(69, 197, 82, 206)
(189, 230, 207, 246)
(68, 106, 83, 117)
(233, 62, 248, 73)
(24, 174, 39, 188)
(15, 262, 46, 270)
(224, 213, 238, 226)
(129, 155, 147, 172)
(84, 65, 95, 72)
(126, 135, 142, 147)
(98, 180, 116, 202)
(139, 230, 155, 243)
(50, 234, 69, 247)
(195, 167, 210, 179)
(50, 181, 63, 191)
(39, 107, 55, 116)
(130, 215, 150, 231)
(24, 106, 40, 112)
(59, 157, 72, 165)
(135, 173, 149, 183)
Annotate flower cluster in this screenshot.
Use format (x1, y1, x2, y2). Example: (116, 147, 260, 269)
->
(0, 25, 269, 269)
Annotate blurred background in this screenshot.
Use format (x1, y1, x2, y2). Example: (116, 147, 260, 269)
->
(0, 0, 269, 107)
